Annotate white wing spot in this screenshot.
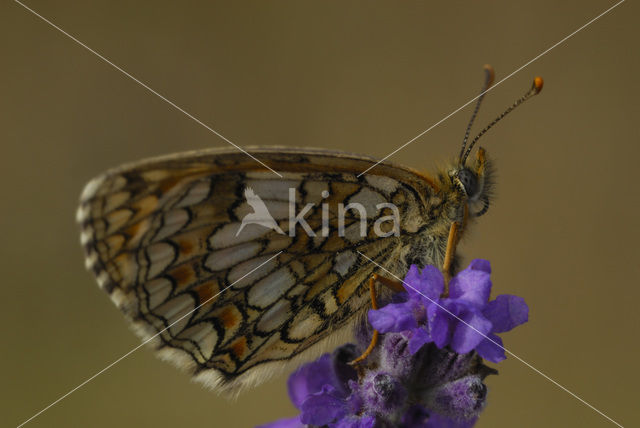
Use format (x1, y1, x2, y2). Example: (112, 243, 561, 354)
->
(80, 175, 106, 201)
(84, 251, 98, 270)
(365, 175, 400, 194)
(155, 294, 195, 335)
(244, 179, 299, 201)
(288, 311, 322, 340)
(76, 204, 91, 223)
(333, 251, 357, 276)
(176, 180, 211, 208)
(322, 292, 339, 314)
(96, 270, 110, 289)
(178, 323, 218, 361)
(256, 299, 291, 332)
(247, 267, 295, 308)
(209, 223, 269, 249)
(145, 277, 173, 309)
(347, 188, 386, 218)
(205, 241, 262, 271)
(146, 242, 176, 278)
(154, 209, 190, 241)
(228, 255, 278, 288)
(80, 229, 93, 246)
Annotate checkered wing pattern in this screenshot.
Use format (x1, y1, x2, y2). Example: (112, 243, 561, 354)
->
(77, 147, 438, 392)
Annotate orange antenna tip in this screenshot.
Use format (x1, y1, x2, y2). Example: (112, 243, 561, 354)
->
(461, 71, 544, 164)
(483, 64, 495, 87)
(533, 76, 544, 93)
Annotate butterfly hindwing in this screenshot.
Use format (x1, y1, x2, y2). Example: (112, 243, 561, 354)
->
(77, 147, 440, 392)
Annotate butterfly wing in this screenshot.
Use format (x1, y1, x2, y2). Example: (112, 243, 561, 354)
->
(77, 147, 439, 392)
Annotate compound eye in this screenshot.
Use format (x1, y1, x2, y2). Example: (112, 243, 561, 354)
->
(457, 168, 478, 197)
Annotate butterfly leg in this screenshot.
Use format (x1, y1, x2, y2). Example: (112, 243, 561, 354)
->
(349, 274, 404, 365)
(442, 221, 460, 295)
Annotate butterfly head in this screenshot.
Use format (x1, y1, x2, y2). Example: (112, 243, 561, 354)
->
(449, 147, 494, 218)
(449, 66, 543, 218)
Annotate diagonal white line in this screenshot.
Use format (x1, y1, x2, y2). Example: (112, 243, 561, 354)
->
(357, 0, 626, 177)
(357, 251, 624, 427)
(16, 251, 284, 428)
(14, 0, 283, 178)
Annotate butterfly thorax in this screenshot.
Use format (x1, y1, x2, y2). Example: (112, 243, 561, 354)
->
(401, 148, 494, 276)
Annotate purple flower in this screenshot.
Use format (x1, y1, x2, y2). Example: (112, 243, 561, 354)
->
(260, 260, 528, 427)
(369, 260, 528, 363)
(260, 347, 363, 428)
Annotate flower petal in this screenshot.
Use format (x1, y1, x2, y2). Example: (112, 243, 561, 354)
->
(368, 303, 417, 333)
(408, 327, 433, 354)
(448, 267, 492, 307)
(287, 354, 337, 408)
(428, 302, 455, 348)
(405, 264, 444, 302)
(300, 385, 348, 426)
(475, 333, 506, 363)
(450, 309, 492, 354)
(469, 259, 491, 273)
(483, 295, 529, 333)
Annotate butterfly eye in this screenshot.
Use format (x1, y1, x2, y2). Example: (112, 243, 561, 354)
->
(457, 168, 479, 199)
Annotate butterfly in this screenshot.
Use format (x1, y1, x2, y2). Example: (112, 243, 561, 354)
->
(77, 66, 542, 394)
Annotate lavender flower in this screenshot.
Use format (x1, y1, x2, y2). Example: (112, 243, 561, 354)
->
(259, 260, 528, 427)
(369, 260, 528, 363)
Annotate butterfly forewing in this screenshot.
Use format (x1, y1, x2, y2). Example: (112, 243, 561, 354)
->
(77, 147, 440, 392)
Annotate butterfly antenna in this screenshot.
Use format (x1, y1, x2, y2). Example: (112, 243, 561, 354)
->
(461, 76, 544, 164)
(458, 64, 495, 164)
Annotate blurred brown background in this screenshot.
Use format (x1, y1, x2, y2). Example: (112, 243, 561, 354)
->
(1, 1, 638, 427)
